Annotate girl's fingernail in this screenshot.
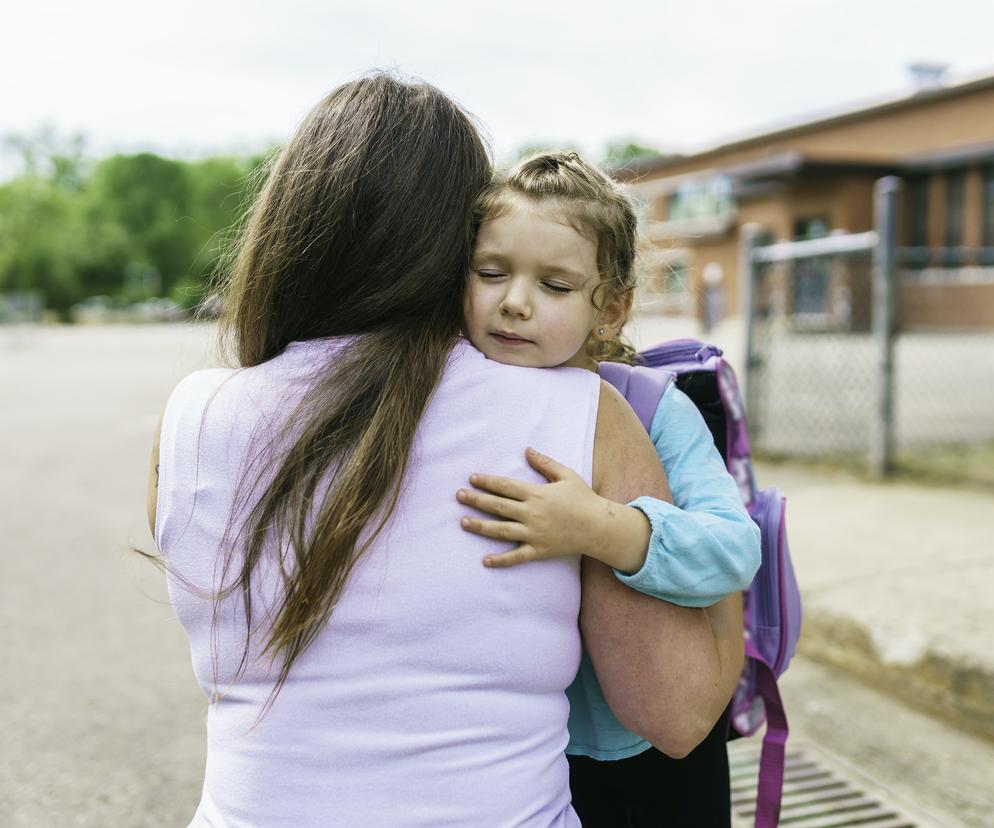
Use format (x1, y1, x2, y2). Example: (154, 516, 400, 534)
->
(526, 447, 535, 455)
(469, 474, 479, 485)
(461, 517, 472, 527)
(483, 557, 494, 567)
(456, 490, 466, 501)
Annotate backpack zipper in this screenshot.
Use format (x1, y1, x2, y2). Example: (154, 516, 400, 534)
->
(773, 496, 790, 675)
(751, 488, 785, 668)
(642, 339, 723, 366)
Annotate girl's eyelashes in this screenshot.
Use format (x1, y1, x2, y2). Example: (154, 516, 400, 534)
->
(472, 268, 573, 293)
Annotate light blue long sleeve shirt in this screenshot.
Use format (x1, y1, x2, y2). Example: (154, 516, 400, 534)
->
(565, 383, 761, 759)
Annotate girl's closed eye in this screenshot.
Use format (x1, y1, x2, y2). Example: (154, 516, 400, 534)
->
(543, 282, 574, 294)
(475, 269, 505, 279)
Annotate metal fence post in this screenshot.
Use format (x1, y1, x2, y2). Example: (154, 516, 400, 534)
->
(739, 223, 763, 428)
(871, 177, 902, 477)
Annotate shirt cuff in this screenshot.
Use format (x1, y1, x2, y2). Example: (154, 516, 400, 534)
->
(611, 496, 741, 607)
(612, 496, 679, 588)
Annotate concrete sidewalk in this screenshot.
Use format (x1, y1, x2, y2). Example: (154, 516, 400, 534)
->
(755, 460, 994, 741)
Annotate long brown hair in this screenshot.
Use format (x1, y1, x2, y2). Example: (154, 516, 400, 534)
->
(205, 73, 491, 708)
(474, 151, 640, 363)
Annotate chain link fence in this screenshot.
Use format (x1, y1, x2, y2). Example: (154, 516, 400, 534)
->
(744, 179, 994, 478)
(748, 249, 878, 457)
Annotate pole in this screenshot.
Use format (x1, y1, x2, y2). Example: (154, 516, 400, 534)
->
(870, 177, 902, 477)
(740, 223, 763, 431)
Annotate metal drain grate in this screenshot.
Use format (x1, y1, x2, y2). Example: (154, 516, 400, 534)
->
(728, 740, 943, 827)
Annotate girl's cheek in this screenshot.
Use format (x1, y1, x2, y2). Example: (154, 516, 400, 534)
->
(465, 281, 492, 309)
(545, 315, 580, 344)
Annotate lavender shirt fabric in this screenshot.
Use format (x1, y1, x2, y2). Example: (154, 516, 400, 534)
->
(155, 337, 599, 827)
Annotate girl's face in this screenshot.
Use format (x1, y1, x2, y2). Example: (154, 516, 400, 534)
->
(464, 198, 605, 369)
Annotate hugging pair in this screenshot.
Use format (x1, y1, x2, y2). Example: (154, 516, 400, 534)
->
(149, 73, 757, 827)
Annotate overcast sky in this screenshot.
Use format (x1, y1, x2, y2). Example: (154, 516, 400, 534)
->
(4, 0, 994, 168)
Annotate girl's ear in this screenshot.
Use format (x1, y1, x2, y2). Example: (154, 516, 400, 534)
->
(596, 289, 634, 339)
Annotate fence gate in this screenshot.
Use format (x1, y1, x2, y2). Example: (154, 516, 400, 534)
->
(743, 177, 994, 476)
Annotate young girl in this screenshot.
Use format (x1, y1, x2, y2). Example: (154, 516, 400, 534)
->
(456, 151, 762, 827)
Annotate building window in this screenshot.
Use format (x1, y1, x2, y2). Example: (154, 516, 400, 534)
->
(665, 262, 689, 294)
(794, 217, 829, 240)
(983, 166, 994, 250)
(945, 170, 965, 248)
(907, 175, 929, 247)
(667, 176, 734, 222)
(792, 217, 829, 315)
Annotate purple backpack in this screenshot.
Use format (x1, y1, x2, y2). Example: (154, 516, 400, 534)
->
(598, 338, 802, 828)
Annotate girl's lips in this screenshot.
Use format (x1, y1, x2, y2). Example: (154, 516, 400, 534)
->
(491, 332, 533, 346)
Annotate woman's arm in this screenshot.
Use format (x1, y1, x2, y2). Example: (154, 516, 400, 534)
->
(146, 415, 162, 538)
(583, 380, 742, 758)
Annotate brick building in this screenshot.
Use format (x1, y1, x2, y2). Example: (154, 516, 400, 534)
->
(619, 71, 994, 329)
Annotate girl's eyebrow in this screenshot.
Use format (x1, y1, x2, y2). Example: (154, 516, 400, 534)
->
(471, 249, 509, 264)
(539, 265, 589, 282)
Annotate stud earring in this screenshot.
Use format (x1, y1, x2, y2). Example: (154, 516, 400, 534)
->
(598, 327, 606, 336)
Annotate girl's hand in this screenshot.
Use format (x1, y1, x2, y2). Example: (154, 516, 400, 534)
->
(456, 447, 651, 572)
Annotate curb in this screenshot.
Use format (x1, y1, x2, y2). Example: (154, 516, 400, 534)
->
(797, 609, 994, 743)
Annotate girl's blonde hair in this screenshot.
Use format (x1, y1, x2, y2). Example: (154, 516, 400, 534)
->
(474, 151, 640, 364)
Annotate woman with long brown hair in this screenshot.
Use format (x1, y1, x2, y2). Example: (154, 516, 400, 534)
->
(146, 73, 739, 826)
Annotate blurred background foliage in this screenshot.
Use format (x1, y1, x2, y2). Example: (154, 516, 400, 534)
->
(0, 129, 271, 318)
(0, 130, 662, 320)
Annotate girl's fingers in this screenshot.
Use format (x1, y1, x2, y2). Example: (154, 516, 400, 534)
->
(459, 516, 527, 542)
(483, 544, 538, 568)
(455, 488, 525, 520)
(525, 447, 576, 483)
(466, 472, 534, 500)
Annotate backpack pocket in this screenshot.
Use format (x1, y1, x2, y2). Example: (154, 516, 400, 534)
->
(746, 486, 801, 676)
(732, 487, 802, 737)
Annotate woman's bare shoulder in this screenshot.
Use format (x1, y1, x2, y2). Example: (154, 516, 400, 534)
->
(591, 379, 669, 500)
(146, 413, 163, 539)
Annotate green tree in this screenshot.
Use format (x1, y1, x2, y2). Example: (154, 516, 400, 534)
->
(2, 126, 88, 184)
(173, 155, 263, 307)
(0, 130, 102, 314)
(85, 153, 197, 298)
(0, 133, 275, 317)
(0, 177, 82, 312)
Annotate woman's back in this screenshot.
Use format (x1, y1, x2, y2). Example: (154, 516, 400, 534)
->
(156, 337, 600, 827)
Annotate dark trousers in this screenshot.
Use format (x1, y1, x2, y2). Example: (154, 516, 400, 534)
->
(567, 711, 731, 827)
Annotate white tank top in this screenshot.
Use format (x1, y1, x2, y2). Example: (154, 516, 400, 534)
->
(156, 337, 600, 827)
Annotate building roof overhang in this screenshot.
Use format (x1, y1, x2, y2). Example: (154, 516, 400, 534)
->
(630, 152, 893, 201)
(616, 72, 994, 182)
(899, 138, 994, 172)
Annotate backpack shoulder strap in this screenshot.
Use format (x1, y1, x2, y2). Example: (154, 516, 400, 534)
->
(597, 362, 676, 433)
(748, 653, 789, 828)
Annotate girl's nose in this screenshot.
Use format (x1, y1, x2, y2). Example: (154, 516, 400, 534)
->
(499, 280, 531, 319)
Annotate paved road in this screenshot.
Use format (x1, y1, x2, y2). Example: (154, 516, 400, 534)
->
(3, 323, 992, 827)
(1, 324, 216, 827)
